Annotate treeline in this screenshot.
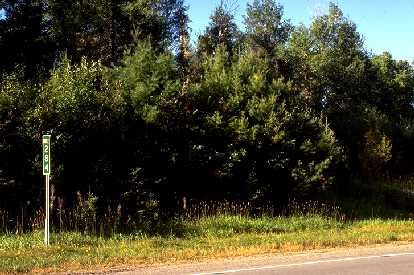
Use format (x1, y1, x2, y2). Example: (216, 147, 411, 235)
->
(1, 0, 414, 230)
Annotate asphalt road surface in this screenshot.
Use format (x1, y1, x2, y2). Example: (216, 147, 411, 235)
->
(192, 253, 414, 275)
(111, 243, 414, 275)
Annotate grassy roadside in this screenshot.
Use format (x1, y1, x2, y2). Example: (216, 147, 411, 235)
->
(1, 215, 414, 273)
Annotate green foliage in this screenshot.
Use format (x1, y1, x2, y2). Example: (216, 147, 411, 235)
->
(368, 53, 414, 175)
(287, 3, 366, 112)
(108, 41, 182, 218)
(244, 0, 292, 54)
(113, 41, 180, 123)
(125, 0, 188, 51)
(360, 129, 392, 178)
(285, 3, 407, 183)
(0, 0, 189, 76)
(1, 1, 414, 234)
(30, 56, 120, 216)
(73, 192, 98, 234)
(40, 57, 113, 121)
(0, 0, 55, 77)
(181, 48, 341, 203)
(35, 56, 113, 137)
(0, 71, 39, 215)
(197, 2, 241, 57)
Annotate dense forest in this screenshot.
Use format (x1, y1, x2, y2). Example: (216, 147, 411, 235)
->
(1, 0, 414, 232)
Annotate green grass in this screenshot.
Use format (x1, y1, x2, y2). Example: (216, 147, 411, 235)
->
(1, 215, 414, 273)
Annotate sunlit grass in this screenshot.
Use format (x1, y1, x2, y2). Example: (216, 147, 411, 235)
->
(1, 216, 414, 273)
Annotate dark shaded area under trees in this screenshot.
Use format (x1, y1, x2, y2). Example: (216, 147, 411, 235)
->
(1, 0, 414, 233)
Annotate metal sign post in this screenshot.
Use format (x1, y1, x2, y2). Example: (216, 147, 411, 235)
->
(42, 135, 51, 245)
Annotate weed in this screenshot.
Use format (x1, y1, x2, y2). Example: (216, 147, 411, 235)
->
(1, 217, 414, 273)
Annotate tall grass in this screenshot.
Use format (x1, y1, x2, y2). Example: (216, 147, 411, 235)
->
(0, 192, 124, 235)
(2, 175, 414, 236)
(1, 190, 413, 273)
(0, 199, 343, 237)
(2, 217, 414, 273)
(383, 175, 414, 194)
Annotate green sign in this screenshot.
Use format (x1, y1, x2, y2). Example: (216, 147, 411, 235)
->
(42, 135, 51, 175)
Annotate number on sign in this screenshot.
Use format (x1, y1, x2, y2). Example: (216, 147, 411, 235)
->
(42, 135, 51, 175)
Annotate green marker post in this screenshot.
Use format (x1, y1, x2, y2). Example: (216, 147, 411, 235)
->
(42, 135, 51, 245)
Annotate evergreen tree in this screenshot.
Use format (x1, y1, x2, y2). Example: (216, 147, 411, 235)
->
(0, 0, 54, 77)
(244, 0, 292, 55)
(197, 1, 240, 57)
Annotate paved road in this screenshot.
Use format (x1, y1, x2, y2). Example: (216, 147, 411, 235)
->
(112, 243, 414, 275)
(192, 253, 414, 275)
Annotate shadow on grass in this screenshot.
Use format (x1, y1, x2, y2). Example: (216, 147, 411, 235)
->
(327, 179, 414, 221)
